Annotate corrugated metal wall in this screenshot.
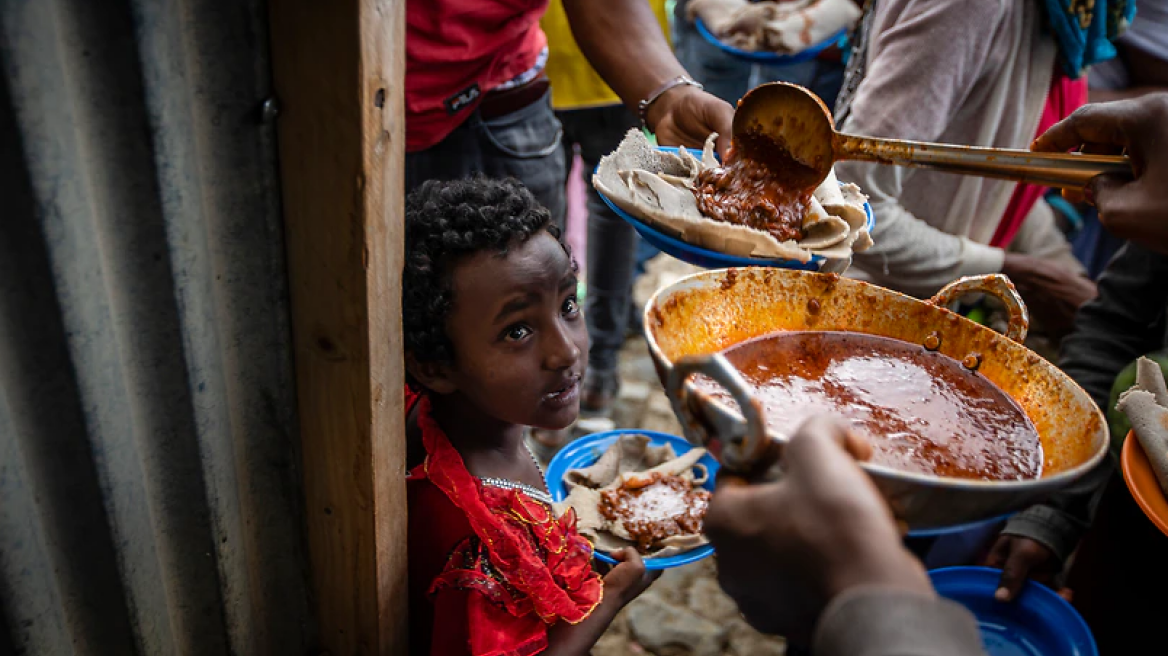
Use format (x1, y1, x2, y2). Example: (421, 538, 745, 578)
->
(0, 1, 315, 654)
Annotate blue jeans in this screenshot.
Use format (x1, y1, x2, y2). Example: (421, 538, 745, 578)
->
(673, 0, 846, 108)
(558, 105, 642, 384)
(405, 90, 567, 228)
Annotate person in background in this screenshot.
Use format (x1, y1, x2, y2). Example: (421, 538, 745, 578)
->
(834, 0, 1133, 339)
(1067, 0, 1168, 278)
(984, 93, 1168, 653)
(405, 0, 734, 230)
(536, 0, 671, 436)
(672, 0, 850, 108)
(705, 417, 987, 656)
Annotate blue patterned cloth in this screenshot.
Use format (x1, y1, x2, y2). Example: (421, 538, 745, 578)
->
(1040, 0, 1138, 78)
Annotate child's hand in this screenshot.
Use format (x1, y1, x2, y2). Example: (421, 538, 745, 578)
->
(602, 548, 660, 606)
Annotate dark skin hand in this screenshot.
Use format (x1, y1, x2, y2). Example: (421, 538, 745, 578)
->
(982, 535, 1063, 602)
(1001, 253, 1097, 340)
(561, 0, 735, 156)
(1032, 93, 1168, 255)
(705, 416, 932, 647)
(544, 548, 660, 655)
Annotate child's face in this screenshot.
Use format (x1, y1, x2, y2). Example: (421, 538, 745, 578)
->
(436, 230, 587, 430)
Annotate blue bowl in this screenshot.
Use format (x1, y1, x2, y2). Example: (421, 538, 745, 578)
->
(545, 429, 719, 570)
(695, 17, 847, 64)
(929, 567, 1098, 656)
(595, 147, 874, 271)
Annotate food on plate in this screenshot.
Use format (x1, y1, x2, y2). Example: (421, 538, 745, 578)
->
(592, 129, 872, 266)
(1117, 357, 1168, 495)
(557, 434, 712, 557)
(693, 331, 1043, 480)
(688, 0, 862, 54)
(694, 123, 828, 243)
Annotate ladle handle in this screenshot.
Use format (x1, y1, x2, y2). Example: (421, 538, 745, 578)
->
(666, 353, 777, 477)
(834, 133, 1133, 190)
(929, 274, 1030, 344)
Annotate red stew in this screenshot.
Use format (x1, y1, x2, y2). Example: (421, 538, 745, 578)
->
(693, 128, 819, 243)
(695, 331, 1042, 480)
(599, 474, 710, 553)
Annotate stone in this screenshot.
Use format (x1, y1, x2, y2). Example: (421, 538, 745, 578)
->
(726, 619, 787, 656)
(686, 576, 741, 625)
(626, 594, 728, 656)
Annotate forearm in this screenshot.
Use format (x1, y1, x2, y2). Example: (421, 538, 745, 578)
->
(561, 0, 686, 115)
(844, 166, 1005, 297)
(1088, 86, 1168, 104)
(814, 587, 985, 656)
(542, 594, 624, 656)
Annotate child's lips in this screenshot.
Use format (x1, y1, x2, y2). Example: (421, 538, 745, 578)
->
(542, 375, 581, 408)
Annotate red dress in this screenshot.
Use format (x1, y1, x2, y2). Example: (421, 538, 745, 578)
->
(407, 389, 602, 656)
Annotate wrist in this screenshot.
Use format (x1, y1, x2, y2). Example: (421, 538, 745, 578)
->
(643, 80, 703, 133)
(823, 548, 933, 602)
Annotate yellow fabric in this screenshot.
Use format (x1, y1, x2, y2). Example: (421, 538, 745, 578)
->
(542, 0, 671, 110)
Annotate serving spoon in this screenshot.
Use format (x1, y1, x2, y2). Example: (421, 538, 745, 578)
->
(733, 82, 1134, 191)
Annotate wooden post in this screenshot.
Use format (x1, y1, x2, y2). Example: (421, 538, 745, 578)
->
(268, 1, 407, 654)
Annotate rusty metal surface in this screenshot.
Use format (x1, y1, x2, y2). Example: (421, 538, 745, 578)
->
(0, 0, 314, 653)
(646, 267, 1109, 530)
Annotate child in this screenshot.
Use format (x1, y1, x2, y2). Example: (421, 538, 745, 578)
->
(403, 176, 658, 656)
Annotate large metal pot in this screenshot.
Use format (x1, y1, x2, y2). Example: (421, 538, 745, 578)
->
(645, 267, 1108, 532)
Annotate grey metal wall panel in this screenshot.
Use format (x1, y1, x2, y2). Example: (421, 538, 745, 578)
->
(0, 0, 314, 654)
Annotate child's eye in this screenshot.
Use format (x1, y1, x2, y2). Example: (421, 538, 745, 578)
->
(562, 296, 580, 317)
(504, 325, 532, 342)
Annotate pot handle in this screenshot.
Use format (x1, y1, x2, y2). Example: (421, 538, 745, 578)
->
(928, 274, 1029, 343)
(666, 353, 777, 476)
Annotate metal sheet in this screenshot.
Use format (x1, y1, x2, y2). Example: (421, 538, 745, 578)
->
(0, 0, 314, 653)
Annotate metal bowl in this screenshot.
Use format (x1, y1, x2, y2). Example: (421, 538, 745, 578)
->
(644, 267, 1108, 531)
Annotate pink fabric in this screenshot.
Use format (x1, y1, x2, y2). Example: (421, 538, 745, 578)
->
(990, 70, 1088, 248)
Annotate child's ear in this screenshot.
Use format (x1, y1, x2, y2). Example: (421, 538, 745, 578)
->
(406, 353, 458, 395)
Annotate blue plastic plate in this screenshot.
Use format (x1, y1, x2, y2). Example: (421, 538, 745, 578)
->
(545, 429, 719, 570)
(695, 17, 847, 64)
(930, 567, 1098, 656)
(595, 147, 874, 271)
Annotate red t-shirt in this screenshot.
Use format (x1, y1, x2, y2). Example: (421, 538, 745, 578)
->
(407, 0, 549, 152)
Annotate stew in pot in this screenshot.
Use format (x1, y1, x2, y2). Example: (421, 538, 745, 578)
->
(694, 331, 1042, 480)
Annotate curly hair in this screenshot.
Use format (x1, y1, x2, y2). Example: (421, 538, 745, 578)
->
(403, 176, 570, 368)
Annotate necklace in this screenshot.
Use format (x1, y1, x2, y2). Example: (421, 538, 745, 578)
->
(480, 440, 553, 506)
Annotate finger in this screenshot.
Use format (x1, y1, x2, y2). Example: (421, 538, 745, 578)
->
(1058, 587, 1074, 602)
(842, 428, 873, 462)
(982, 537, 1011, 569)
(994, 550, 1033, 602)
(1089, 173, 1131, 215)
(784, 416, 873, 486)
(608, 547, 634, 563)
(1032, 103, 1132, 154)
(1061, 187, 1088, 205)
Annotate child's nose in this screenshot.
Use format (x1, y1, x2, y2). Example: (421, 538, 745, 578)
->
(544, 323, 581, 370)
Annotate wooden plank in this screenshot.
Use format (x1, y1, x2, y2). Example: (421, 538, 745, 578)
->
(267, 1, 407, 654)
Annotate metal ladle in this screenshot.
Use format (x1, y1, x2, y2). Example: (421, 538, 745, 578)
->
(733, 82, 1134, 190)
